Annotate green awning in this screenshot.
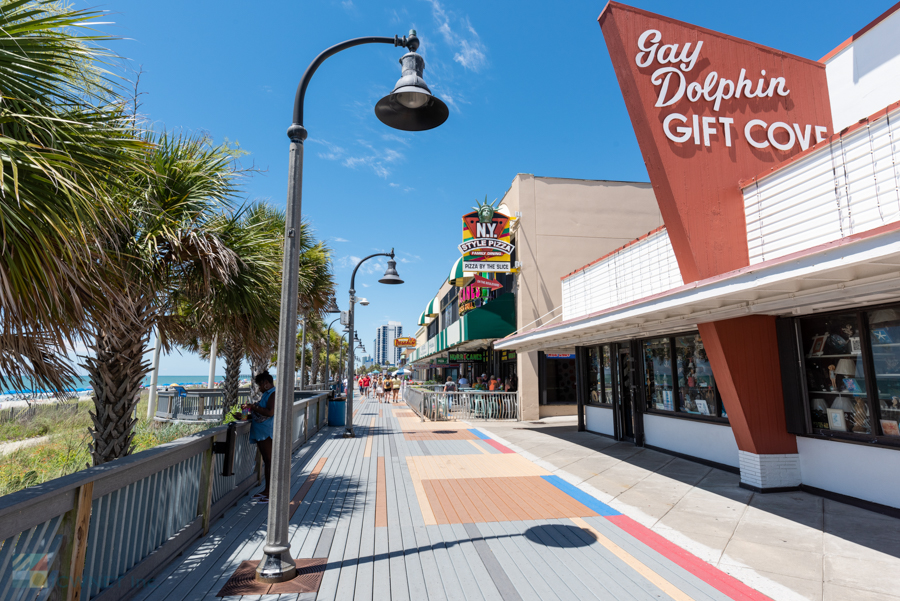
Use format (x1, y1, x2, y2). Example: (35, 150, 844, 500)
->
(425, 296, 439, 317)
(418, 310, 427, 326)
(449, 256, 476, 286)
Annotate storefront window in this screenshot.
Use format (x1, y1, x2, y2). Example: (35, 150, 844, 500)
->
(799, 313, 870, 434)
(675, 335, 718, 417)
(867, 308, 900, 438)
(586, 346, 613, 405)
(602, 346, 614, 404)
(643, 338, 674, 411)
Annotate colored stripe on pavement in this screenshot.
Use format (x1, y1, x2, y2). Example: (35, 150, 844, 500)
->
(542, 475, 620, 516)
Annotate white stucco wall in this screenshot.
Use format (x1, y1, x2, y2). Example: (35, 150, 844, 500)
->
(797, 436, 900, 509)
(825, 8, 900, 131)
(585, 405, 615, 437)
(643, 414, 740, 468)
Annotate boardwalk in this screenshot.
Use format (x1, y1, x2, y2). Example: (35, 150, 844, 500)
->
(133, 396, 773, 601)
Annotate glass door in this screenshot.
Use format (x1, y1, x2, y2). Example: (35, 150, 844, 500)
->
(617, 346, 636, 442)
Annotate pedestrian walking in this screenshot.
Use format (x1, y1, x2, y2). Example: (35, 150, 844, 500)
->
(383, 375, 393, 403)
(391, 375, 401, 402)
(376, 376, 384, 402)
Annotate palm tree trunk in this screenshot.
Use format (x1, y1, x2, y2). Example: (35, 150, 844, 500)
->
(82, 307, 153, 466)
(310, 339, 321, 385)
(222, 336, 243, 414)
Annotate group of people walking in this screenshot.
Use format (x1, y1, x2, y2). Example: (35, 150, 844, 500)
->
(358, 373, 403, 402)
(444, 373, 517, 392)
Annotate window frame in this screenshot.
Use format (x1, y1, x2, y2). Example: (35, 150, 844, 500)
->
(638, 329, 730, 425)
(794, 304, 900, 450)
(584, 344, 614, 407)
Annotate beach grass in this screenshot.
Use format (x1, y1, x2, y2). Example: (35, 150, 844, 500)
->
(0, 392, 213, 496)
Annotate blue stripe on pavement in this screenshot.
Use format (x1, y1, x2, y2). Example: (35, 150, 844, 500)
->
(468, 428, 491, 440)
(541, 475, 620, 516)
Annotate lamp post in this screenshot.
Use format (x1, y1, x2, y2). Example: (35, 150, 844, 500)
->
(258, 28, 447, 584)
(345, 251, 403, 437)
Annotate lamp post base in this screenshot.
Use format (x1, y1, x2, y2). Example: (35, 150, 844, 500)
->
(343, 429, 356, 438)
(255, 548, 297, 583)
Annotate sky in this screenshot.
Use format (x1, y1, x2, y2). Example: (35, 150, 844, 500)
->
(81, 0, 892, 376)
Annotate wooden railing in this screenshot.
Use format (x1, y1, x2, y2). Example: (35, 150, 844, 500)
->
(154, 388, 322, 421)
(0, 391, 330, 601)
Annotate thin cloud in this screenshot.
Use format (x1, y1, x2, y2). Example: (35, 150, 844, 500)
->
(389, 183, 400, 188)
(426, 0, 487, 72)
(342, 141, 404, 178)
(309, 138, 345, 161)
(333, 237, 349, 242)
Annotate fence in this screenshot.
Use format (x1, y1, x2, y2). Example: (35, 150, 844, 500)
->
(0, 402, 81, 424)
(0, 391, 330, 601)
(404, 386, 519, 421)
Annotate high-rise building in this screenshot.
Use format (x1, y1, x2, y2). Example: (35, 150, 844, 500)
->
(374, 321, 402, 366)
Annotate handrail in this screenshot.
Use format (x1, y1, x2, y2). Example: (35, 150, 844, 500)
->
(403, 386, 519, 422)
(154, 388, 319, 422)
(0, 390, 332, 600)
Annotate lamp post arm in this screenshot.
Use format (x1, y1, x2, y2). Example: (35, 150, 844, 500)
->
(349, 249, 395, 294)
(293, 35, 417, 128)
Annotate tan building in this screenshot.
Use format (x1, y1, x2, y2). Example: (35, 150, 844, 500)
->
(409, 174, 661, 419)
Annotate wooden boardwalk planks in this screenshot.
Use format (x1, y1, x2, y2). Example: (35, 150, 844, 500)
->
(133, 394, 761, 601)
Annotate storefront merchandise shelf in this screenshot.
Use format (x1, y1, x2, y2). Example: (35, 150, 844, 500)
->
(806, 354, 859, 358)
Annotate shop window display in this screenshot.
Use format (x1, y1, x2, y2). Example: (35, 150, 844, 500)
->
(799, 313, 870, 434)
(586, 345, 613, 405)
(643, 338, 675, 411)
(675, 335, 720, 417)
(868, 308, 900, 438)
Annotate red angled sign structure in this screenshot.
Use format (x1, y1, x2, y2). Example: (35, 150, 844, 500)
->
(599, 2, 832, 282)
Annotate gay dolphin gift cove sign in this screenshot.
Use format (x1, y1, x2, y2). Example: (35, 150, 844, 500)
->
(599, 2, 833, 280)
(459, 198, 514, 272)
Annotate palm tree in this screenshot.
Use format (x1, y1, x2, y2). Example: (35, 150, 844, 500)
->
(81, 131, 243, 465)
(0, 1, 145, 392)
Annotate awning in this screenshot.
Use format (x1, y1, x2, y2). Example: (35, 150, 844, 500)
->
(449, 256, 476, 286)
(425, 296, 439, 317)
(495, 224, 900, 353)
(418, 310, 428, 326)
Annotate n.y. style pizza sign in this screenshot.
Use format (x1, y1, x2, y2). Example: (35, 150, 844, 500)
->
(637, 29, 829, 152)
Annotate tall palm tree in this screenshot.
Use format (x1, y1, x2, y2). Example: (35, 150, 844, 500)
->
(81, 131, 243, 465)
(0, 1, 145, 392)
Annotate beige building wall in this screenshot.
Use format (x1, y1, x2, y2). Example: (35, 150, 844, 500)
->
(500, 175, 662, 419)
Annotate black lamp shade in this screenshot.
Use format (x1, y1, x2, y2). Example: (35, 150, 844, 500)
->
(375, 51, 448, 132)
(379, 259, 404, 285)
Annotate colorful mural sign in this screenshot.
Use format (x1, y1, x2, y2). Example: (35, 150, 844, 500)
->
(393, 337, 417, 348)
(459, 198, 514, 272)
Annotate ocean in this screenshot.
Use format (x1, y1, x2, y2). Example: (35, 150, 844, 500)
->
(1, 375, 253, 395)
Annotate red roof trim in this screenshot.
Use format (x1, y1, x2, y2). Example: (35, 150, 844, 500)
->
(739, 100, 900, 189)
(819, 1, 900, 63)
(598, 1, 824, 69)
(560, 226, 668, 281)
(504, 218, 900, 345)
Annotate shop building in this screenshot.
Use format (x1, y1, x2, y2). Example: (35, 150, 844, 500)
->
(496, 3, 900, 513)
(408, 175, 662, 418)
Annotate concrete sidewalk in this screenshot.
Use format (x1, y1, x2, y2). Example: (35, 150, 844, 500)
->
(478, 417, 900, 601)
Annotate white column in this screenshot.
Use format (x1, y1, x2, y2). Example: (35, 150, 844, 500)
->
(207, 335, 218, 388)
(147, 332, 162, 420)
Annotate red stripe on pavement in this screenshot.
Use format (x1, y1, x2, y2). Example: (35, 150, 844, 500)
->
(606, 514, 774, 601)
(484, 439, 515, 454)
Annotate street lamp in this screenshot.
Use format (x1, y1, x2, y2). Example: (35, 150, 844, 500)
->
(259, 28, 446, 584)
(345, 251, 403, 437)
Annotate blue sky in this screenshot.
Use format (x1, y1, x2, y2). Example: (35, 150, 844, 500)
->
(93, 0, 890, 375)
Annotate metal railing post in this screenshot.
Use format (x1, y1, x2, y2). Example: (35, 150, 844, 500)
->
(57, 481, 93, 601)
(197, 440, 215, 536)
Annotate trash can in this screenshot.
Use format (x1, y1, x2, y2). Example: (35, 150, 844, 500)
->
(328, 399, 346, 427)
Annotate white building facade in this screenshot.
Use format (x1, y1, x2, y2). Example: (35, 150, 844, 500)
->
(374, 321, 403, 366)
